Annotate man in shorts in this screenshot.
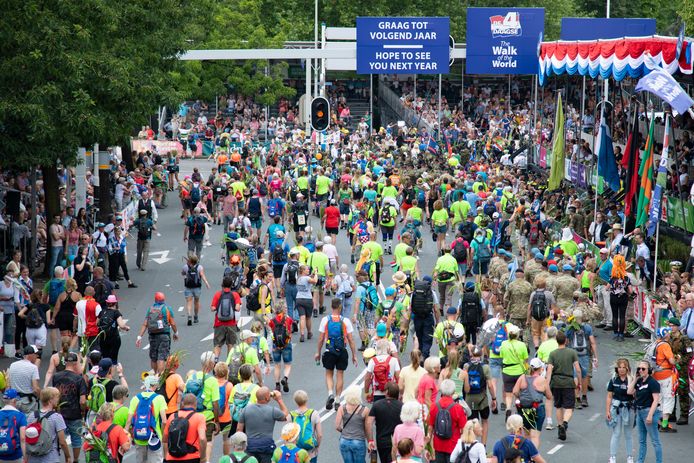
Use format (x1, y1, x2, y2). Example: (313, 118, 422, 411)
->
(182, 254, 211, 326)
(315, 299, 358, 411)
(462, 346, 495, 445)
(546, 331, 581, 441)
(135, 292, 179, 373)
(211, 276, 243, 361)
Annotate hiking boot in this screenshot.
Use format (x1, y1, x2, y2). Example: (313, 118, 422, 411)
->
(325, 394, 335, 410)
(275, 382, 281, 392)
(558, 424, 566, 441)
(659, 425, 677, 433)
(187, 317, 192, 326)
(307, 332, 313, 340)
(545, 418, 554, 430)
(281, 377, 289, 393)
(575, 398, 583, 410)
(676, 416, 689, 425)
(581, 396, 589, 408)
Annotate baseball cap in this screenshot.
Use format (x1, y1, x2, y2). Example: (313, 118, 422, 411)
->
(422, 275, 432, 283)
(154, 292, 166, 302)
(98, 358, 113, 377)
(562, 264, 573, 271)
(492, 212, 500, 219)
(23, 345, 38, 356)
(376, 323, 387, 337)
(534, 252, 544, 260)
(2, 389, 19, 400)
(65, 352, 79, 363)
(385, 287, 396, 297)
(529, 358, 544, 369)
(446, 307, 457, 315)
(240, 329, 258, 340)
(549, 264, 558, 272)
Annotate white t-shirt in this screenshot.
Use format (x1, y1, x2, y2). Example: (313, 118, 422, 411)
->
(366, 354, 400, 396)
(450, 440, 488, 463)
(323, 243, 339, 262)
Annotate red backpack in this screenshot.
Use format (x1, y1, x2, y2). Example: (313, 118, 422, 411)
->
(528, 219, 540, 245)
(372, 356, 393, 392)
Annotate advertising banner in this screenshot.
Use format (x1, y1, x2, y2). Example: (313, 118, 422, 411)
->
(561, 18, 656, 41)
(356, 17, 450, 74)
(466, 7, 545, 75)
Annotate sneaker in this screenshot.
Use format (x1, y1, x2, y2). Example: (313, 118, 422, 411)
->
(300, 335, 305, 343)
(325, 394, 335, 410)
(659, 425, 677, 433)
(319, 306, 326, 315)
(581, 396, 589, 408)
(588, 383, 594, 392)
(358, 345, 366, 352)
(313, 309, 318, 318)
(193, 315, 199, 324)
(558, 424, 566, 441)
(275, 382, 281, 392)
(626, 457, 634, 463)
(500, 402, 506, 412)
(491, 403, 498, 415)
(676, 416, 689, 425)
(114, 283, 120, 289)
(307, 332, 313, 340)
(187, 317, 192, 326)
(334, 399, 340, 411)
(545, 418, 554, 430)
(575, 398, 583, 410)
(14, 352, 22, 360)
(128, 283, 138, 288)
(281, 377, 289, 393)
(608, 457, 616, 463)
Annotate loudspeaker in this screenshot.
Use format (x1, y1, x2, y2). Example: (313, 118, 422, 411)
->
(5, 191, 20, 215)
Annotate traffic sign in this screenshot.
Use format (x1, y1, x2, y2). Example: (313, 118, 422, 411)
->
(356, 17, 450, 75)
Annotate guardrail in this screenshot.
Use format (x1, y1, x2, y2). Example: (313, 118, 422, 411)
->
(378, 84, 433, 132)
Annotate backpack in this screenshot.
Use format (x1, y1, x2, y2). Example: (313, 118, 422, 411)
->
(411, 280, 434, 317)
(372, 356, 393, 392)
(0, 412, 20, 457)
(467, 363, 487, 394)
(528, 219, 540, 245)
(231, 382, 254, 421)
(571, 326, 588, 355)
(681, 307, 694, 339)
(272, 319, 290, 350)
(453, 240, 467, 263)
(285, 261, 299, 285)
(25, 305, 44, 329)
(459, 222, 474, 243)
(291, 409, 317, 450)
(137, 219, 151, 240)
(131, 393, 157, 441)
(185, 373, 210, 412)
(146, 304, 167, 334)
(247, 197, 261, 220)
(98, 309, 119, 338)
(228, 345, 249, 385)
(88, 378, 112, 412)
(530, 291, 549, 321)
(359, 283, 379, 312)
(225, 268, 243, 291)
(453, 442, 478, 463)
(216, 291, 236, 322)
(433, 400, 454, 439)
(474, 238, 492, 264)
(461, 292, 481, 325)
(26, 411, 56, 456)
(190, 185, 201, 203)
(85, 423, 118, 463)
(645, 340, 666, 371)
(277, 445, 302, 463)
(326, 316, 346, 354)
(380, 206, 393, 224)
(184, 264, 201, 288)
(48, 279, 65, 305)
(189, 216, 205, 237)
(167, 411, 196, 458)
(491, 323, 508, 355)
(268, 199, 281, 217)
(272, 244, 287, 263)
(258, 182, 268, 197)
(246, 283, 264, 313)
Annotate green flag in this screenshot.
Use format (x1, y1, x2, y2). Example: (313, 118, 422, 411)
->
(635, 115, 655, 228)
(548, 93, 565, 190)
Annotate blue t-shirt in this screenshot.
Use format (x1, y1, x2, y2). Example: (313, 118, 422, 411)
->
(145, 304, 174, 334)
(0, 408, 28, 460)
(493, 435, 539, 463)
(363, 189, 377, 203)
(599, 259, 613, 282)
(267, 224, 286, 250)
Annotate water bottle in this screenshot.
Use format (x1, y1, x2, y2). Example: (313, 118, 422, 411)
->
(370, 450, 378, 463)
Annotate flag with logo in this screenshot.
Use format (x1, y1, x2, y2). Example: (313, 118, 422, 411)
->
(548, 93, 565, 191)
(635, 114, 656, 228)
(596, 109, 621, 192)
(647, 115, 671, 237)
(427, 137, 439, 155)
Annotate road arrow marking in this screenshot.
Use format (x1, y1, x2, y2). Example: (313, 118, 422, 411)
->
(150, 250, 172, 265)
(178, 306, 184, 312)
(238, 316, 253, 327)
(201, 333, 214, 342)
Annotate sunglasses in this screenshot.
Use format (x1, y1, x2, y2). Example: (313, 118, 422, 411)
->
(637, 367, 647, 371)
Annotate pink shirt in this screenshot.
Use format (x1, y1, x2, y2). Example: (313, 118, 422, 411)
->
(222, 195, 237, 215)
(416, 374, 438, 407)
(392, 422, 425, 457)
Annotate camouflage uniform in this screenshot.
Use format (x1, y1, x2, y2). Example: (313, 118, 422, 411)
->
(524, 259, 544, 285)
(669, 329, 692, 423)
(545, 273, 559, 297)
(532, 270, 551, 287)
(489, 256, 508, 281)
(505, 278, 533, 329)
(553, 274, 581, 311)
(569, 292, 602, 323)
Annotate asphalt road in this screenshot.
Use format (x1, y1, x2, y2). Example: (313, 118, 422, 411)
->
(9, 158, 691, 462)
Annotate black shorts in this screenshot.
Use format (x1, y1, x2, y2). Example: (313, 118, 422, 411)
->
(469, 406, 490, 420)
(322, 349, 349, 371)
(552, 387, 576, 410)
(273, 264, 284, 279)
(326, 227, 339, 236)
(296, 299, 313, 317)
(502, 373, 520, 393)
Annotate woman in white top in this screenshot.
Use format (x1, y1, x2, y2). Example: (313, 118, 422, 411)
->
(450, 419, 487, 463)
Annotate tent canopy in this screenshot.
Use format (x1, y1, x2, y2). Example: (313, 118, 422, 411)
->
(539, 35, 692, 85)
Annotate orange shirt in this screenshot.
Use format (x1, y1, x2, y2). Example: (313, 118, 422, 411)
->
(163, 409, 206, 461)
(217, 378, 234, 423)
(165, 373, 185, 415)
(84, 420, 129, 460)
(653, 342, 675, 381)
(218, 154, 229, 166)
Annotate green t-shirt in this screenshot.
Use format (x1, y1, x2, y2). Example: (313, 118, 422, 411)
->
(112, 402, 129, 429)
(380, 205, 397, 227)
(220, 452, 259, 463)
(434, 254, 458, 281)
(231, 181, 246, 198)
(548, 347, 579, 389)
(537, 339, 559, 363)
(272, 444, 310, 463)
(381, 185, 398, 199)
(128, 391, 168, 444)
(309, 251, 330, 277)
(362, 241, 383, 262)
(499, 339, 528, 376)
(315, 175, 331, 195)
(450, 200, 471, 225)
(433, 320, 465, 357)
(559, 240, 579, 257)
(431, 209, 449, 227)
(400, 255, 417, 273)
(407, 206, 423, 222)
(226, 342, 260, 368)
(193, 371, 221, 422)
(394, 242, 408, 266)
(297, 176, 309, 190)
(291, 246, 311, 265)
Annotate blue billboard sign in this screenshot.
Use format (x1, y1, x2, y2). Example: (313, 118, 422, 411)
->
(466, 8, 545, 75)
(356, 17, 450, 74)
(561, 18, 656, 41)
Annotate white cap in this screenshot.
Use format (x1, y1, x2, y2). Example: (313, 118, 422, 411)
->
(240, 329, 258, 340)
(492, 212, 500, 219)
(529, 358, 544, 369)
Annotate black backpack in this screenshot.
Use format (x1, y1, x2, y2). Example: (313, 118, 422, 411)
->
(246, 283, 265, 313)
(530, 291, 549, 321)
(272, 244, 287, 263)
(92, 279, 109, 307)
(272, 320, 290, 349)
(433, 400, 454, 439)
(216, 291, 236, 322)
(461, 292, 481, 325)
(137, 219, 151, 240)
(380, 206, 393, 224)
(185, 264, 201, 288)
(97, 309, 119, 338)
(224, 267, 243, 291)
(167, 411, 196, 457)
(459, 222, 474, 243)
(25, 305, 44, 329)
(285, 261, 299, 285)
(411, 279, 433, 317)
(453, 240, 467, 263)
(453, 442, 478, 463)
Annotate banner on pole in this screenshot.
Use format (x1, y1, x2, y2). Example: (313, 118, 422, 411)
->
(466, 7, 545, 75)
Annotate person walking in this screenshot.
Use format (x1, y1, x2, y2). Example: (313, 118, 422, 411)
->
(450, 420, 487, 463)
(546, 331, 581, 441)
(609, 255, 632, 341)
(335, 385, 370, 463)
(289, 390, 322, 463)
(237, 387, 290, 463)
(433, 248, 459, 310)
(628, 361, 662, 463)
(499, 324, 528, 418)
(462, 347, 495, 446)
(211, 276, 243, 360)
(295, 265, 318, 342)
(182, 255, 210, 326)
(162, 393, 208, 463)
(106, 227, 137, 289)
(410, 277, 439, 359)
(564, 309, 598, 409)
(0, 389, 28, 463)
(490, 414, 545, 463)
(135, 292, 179, 373)
(280, 249, 301, 323)
(651, 327, 677, 433)
(184, 207, 207, 258)
(366, 382, 402, 463)
(398, 349, 426, 402)
(426, 379, 467, 463)
(26, 387, 72, 463)
(97, 294, 130, 364)
(133, 209, 155, 271)
(125, 375, 168, 463)
(268, 303, 294, 393)
(606, 358, 635, 463)
(7, 345, 41, 415)
(51, 351, 88, 462)
(392, 401, 425, 461)
(83, 402, 131, 463)
(512, 357, 551, 450)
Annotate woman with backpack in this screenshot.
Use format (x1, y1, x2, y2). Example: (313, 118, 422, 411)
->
(512, 358, 551, 450)
(97, 295, 130, 364)
(450, 419, 487, 463)
(609, 255, 632, 342)
(20, 290, 49, 357)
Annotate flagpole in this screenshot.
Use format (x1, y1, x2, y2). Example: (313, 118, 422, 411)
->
(532, 74, 538, 139)
(653, 218, 660, 291)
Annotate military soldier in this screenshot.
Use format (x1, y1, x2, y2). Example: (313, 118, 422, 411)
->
(489, 249, 511, 281)
(667, 317, 692, 425)
(524, 250, 544, 285)
(504, 268, 533, 330)
(570, 291, 602, 323)
(553, 264, 581, 312)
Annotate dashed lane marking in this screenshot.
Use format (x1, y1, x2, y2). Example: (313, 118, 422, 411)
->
(178, 306, 184, 312)
(547, 444, 563, 455)
(201, 333, 214, 342)
(143, 344, 150, 350)
(589, 413, 601, 422)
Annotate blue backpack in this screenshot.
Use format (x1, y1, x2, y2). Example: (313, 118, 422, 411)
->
(491, 322, 508, 355)
(290, 409, 316, 450)
(218, 381, 230, 415)
(268, 199, 281, 217)
(278, 445, 302, 463)
(326, 316, 346, 354)
(0, 411, 20, 457)
(48, 279, 65, 305)
(359, 283, 379, 312)
(190, 185, 201, 203)
(132, 393, 157, 441)
(184, 373, 210, 412)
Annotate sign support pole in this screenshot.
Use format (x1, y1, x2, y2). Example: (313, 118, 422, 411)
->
(532, 75, 538, 139)
(461, 60, 465, 116)
(579, 75, 586, 135)
(305, 60, 312, 135)
(508, 75, 511, 112)
(438, 74, 442, 131)
(414, 75, 417, 103)
(369, 74, 373, 130)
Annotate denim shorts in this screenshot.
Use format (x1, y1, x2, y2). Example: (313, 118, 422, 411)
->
(577, 355, 590, 377)
(250, 218, 262, 229)
(272, 344, 293, 363)
(489, 357, 503, 378)
(434, 225, 447, 234)
(184, 287, 202, 298)
(65, 418, 83, 448)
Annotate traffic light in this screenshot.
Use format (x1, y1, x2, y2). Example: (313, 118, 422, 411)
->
(310, 97, 330, 131)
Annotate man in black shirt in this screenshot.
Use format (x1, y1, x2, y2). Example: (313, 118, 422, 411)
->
(366, 382, 403, 463)
(52, 352, 88, 463)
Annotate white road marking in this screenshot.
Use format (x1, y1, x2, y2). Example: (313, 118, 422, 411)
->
(378, 283, 385, 298)
(201, 333, 214, 342)
(165, 284, 171, 287)
(178, 306, 184, 312)
(319, 368, 368, 422)
(547, 444, 563, 455)
(150, 250, 172, 264)
(238, 316, 253, 327)
(143, 344, 150, 350)
(589, 413, 601, 422)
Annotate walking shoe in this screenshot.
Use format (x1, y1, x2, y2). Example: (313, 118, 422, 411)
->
(358, 345, 366, 352)
(626, 457, 634, 463)
(334, 399, 340, 411)
(557, 424, 566, 441)
(575, 398, 583, 410)
(505, 409, 511, 420)
(351, 255, 355, 264)
(313, 309, 318, 318)
(325, 394, 335, 410)
(128, 283, 138, 288)
(676, 416, 689, 425)
(300, 335, 305, 342)
(581, 396, 589, 408)
(500, 402, 506, 412)
(193, 315, 199, 324)
(292, 321, 298, 333)
(659, 425, 677, 433)
(187, 317, 192, 326)
(491, 403, 498, 415)
(307, 332, 313, 340)
(608, 457, 616, 463)
(545, 418, 554, 430)
(588, 383, 594, 392)
(319, 306, 326, 315)
(275, 382, 281, 392)
(114, 283, 120, 289)
(14, 352, 22, 360)
(281, 377, 289, 393)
